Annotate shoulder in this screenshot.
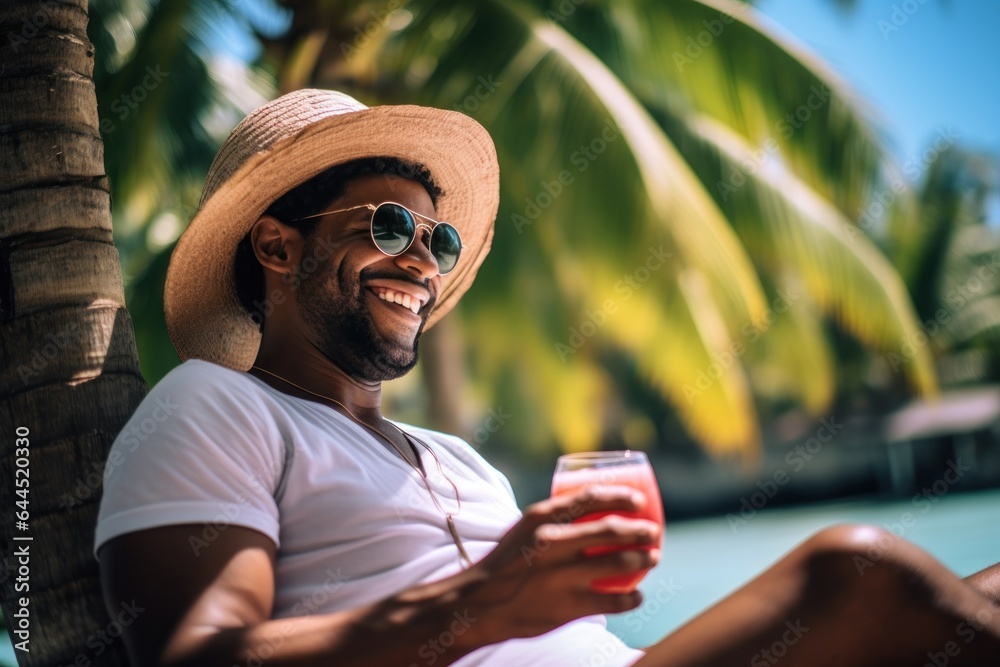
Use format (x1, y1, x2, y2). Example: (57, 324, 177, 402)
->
(98, 361, 287, 556)
(152, 359, 261, 397)
(121, 360, 289, 450)
(139, 360, 273, 417)
(108, 359, 289, 495)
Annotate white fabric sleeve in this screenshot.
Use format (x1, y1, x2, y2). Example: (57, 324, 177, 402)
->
(94, 361, 285, 558)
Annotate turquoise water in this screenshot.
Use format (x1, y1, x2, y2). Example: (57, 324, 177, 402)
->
(609, 487, 1000, 648)
(3, 489, 998, 664)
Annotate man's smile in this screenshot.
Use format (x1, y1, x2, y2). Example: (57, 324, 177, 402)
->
(368, 289, 422, 319)
(365, 279, 432, 316)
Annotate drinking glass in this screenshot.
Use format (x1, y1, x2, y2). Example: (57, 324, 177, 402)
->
(550, 451, 665, 593)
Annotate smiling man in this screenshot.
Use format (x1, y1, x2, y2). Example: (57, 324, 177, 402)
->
(95, 89, 1000, 667)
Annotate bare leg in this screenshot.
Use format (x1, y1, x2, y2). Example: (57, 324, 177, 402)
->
(966, 563, 1000, 605)
(634, 525, 1000, 667)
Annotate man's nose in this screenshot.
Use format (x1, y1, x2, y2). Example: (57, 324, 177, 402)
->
(395, 227, 439, 278)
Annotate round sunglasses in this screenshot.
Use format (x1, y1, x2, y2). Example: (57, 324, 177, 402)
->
(290, 201, 463, 274)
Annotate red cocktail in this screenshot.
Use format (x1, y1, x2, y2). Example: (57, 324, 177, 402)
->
(551, 451, 664, 593)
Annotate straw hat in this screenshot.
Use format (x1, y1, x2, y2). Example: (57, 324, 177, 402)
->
(164, 89, 499, 371)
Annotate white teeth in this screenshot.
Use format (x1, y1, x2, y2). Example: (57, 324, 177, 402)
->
(376, 288, 421, 315)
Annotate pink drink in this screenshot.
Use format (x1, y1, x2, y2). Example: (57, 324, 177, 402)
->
(551, 452, 665, 593)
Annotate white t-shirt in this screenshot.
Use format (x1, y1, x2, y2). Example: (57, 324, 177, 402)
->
(95, 360, 644, 667)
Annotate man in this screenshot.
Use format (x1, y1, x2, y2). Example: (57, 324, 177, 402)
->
(96, 89, 1000, 666)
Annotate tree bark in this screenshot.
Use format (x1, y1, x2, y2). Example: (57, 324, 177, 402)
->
(0, 1, 146, 665)
(420, 314, 468, 438)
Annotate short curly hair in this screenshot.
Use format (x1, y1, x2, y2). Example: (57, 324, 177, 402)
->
(233, 156, 444, 329)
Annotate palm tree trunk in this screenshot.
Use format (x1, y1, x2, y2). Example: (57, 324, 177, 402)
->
(0, 1, 146, 664)
(420, 315, 467, 437)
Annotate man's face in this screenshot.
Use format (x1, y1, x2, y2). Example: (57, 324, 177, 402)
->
(295, 173, 443, 382)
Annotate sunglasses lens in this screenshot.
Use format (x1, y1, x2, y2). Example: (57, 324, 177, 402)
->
(431, 223, 462, 274)
(371, 204, 415, 255)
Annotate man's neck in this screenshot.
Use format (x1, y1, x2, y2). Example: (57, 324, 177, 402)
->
(251, 329, 430, 471)
(252, 328, 383, 419)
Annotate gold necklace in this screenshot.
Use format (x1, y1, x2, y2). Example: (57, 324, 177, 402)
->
(249, 365, 473, 568)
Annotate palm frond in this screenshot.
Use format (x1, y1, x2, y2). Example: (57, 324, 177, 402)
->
(648, 100, 937, 396)
(746, 292, 835, 414)
(589, 0, 886, 219)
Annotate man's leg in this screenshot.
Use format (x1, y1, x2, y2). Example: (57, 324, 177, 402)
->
(966, 563, 1000, 605)
(634, 524, 1000, 667)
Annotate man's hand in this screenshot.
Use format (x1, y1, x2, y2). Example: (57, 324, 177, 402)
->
(97, 486, 660, 667)
(448, 485, 661, 647)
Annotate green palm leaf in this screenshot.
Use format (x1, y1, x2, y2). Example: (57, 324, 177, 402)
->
(746, 288, 835, 414)
(593, 0, 885, 219)
(650, 102, 937, 396)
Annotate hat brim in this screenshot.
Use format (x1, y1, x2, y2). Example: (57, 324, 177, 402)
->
(165, 104, 499, 371)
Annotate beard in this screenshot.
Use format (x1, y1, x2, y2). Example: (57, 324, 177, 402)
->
(296, 253, 431, 382)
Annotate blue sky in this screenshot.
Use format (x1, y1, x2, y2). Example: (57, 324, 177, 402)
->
(756, 0, 1000, 166)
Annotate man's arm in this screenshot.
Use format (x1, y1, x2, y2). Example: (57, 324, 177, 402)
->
(99, 487, 660, 667)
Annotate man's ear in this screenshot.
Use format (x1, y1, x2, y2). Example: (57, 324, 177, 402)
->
(249, 215, 303, 276)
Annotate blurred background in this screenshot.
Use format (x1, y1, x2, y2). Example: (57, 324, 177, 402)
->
(4, 0, 1000, 659)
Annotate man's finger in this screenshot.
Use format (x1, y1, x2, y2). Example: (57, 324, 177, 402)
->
(523, 485, 647, 526)
(583, 547, 660, 578)
(571, 588, 645, 617)
(533, 516, 660, 557)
